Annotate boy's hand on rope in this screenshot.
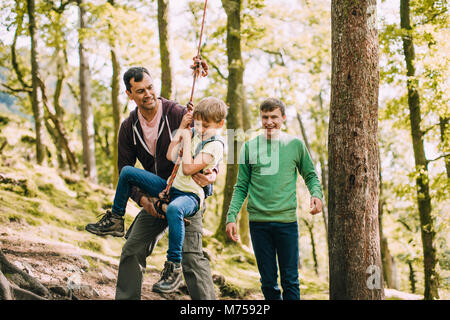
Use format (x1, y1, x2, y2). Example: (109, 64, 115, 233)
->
(180, 112, 193, 129)
(191, 55, 208, 78)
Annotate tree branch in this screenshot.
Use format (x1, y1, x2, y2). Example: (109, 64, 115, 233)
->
(427, 153, 450, 163)
(202, 55, 227, 81)
(43, 0, 75, 13)
(1, 83, 32, 94)
(422, 123, 439, 135)
(259, 48, 286, 66)
(11, 7, 32, 91)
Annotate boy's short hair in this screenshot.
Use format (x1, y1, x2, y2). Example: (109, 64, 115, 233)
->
(259, 98, 286, 116)
(123, 67, 151, 92)
(193, 97, 228, 123)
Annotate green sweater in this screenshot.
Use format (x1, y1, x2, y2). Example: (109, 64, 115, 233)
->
(226, 133, 323, 224)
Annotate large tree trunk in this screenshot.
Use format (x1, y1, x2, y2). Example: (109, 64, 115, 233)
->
(157, 0, 173, 99)
(328, 0, 384, 300)
(27, 0, 45, 165)
(78, 0, 97, 183)
(215, 0, 245, 243)
(400, 0, 439, 300)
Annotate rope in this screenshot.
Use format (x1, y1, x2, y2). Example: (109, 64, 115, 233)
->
(188, 0, 209, 107)
(157, 0, 209, 206)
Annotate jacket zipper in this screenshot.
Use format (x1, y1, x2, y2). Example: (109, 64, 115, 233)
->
(132, 114, 170, 177)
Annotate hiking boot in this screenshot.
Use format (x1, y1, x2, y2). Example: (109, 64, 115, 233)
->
(85, 210, 125, 237)
(152, 261, 183, 293)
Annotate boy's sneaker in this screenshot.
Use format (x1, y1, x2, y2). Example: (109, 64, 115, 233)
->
(152, 261, 183, 293)
(85, 210, 125, 237)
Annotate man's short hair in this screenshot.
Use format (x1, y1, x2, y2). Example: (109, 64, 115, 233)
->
(259, 98, 286, 116)
(193, 97, 228, 123)
(123, 67, 151, 92)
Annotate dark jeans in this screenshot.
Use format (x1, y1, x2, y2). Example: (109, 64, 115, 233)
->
(249, 221, 300, 300)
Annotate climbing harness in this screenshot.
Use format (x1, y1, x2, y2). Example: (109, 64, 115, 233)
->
(146, 0, 210, 223)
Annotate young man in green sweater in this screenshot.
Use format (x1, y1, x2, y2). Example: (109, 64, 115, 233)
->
(225, 98, 323, 300)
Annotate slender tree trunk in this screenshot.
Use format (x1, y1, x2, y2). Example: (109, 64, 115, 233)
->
(300, 92, 330, 239)
(111, 48, 120, 187)
(238, 199, 250, 246)
(53, 57, 66, 169)
(439, 117, 450, 179)
(78, 0, 97, 183)
(238, 96, 251, 246)
(408, 261, 416, 293)
(27, 0, 45, 164)
(108, 0, 121, 187)
(39, 77, 78, 173)
(158, 0, 173, 99)
(298, 110, 329, 243)
(302, 218, 319, 275)
(215, 0, 245, 243)
(51, 42, 77, 172)
(400, 0, 439, 300)
(297, 112, 312, 157)
(328, 0, 384, 299)
(378, 149, 397, 289)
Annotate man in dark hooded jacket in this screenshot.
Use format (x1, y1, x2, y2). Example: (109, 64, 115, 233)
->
(86, 67, 217, 299)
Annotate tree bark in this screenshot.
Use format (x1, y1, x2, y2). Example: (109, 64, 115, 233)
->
(238, 198, 250, 246)
(439, 117, 450, 179)
(238, 96, 251, 246)
(38, 78, 78, 173)
(0, 249, 48, 299)
(328, 0, 384, 299)
(157, 0, 173, 99)
(53, 58, 66, 170)
(408, 260, 416, 293)
(215, 0, 245, 243)
(400, 0, 439, 300)
(302, 218, 319, 275)
(108, 0, 121, 187)
(27, 0, 45, 165)
(78, 0, 97, 183)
